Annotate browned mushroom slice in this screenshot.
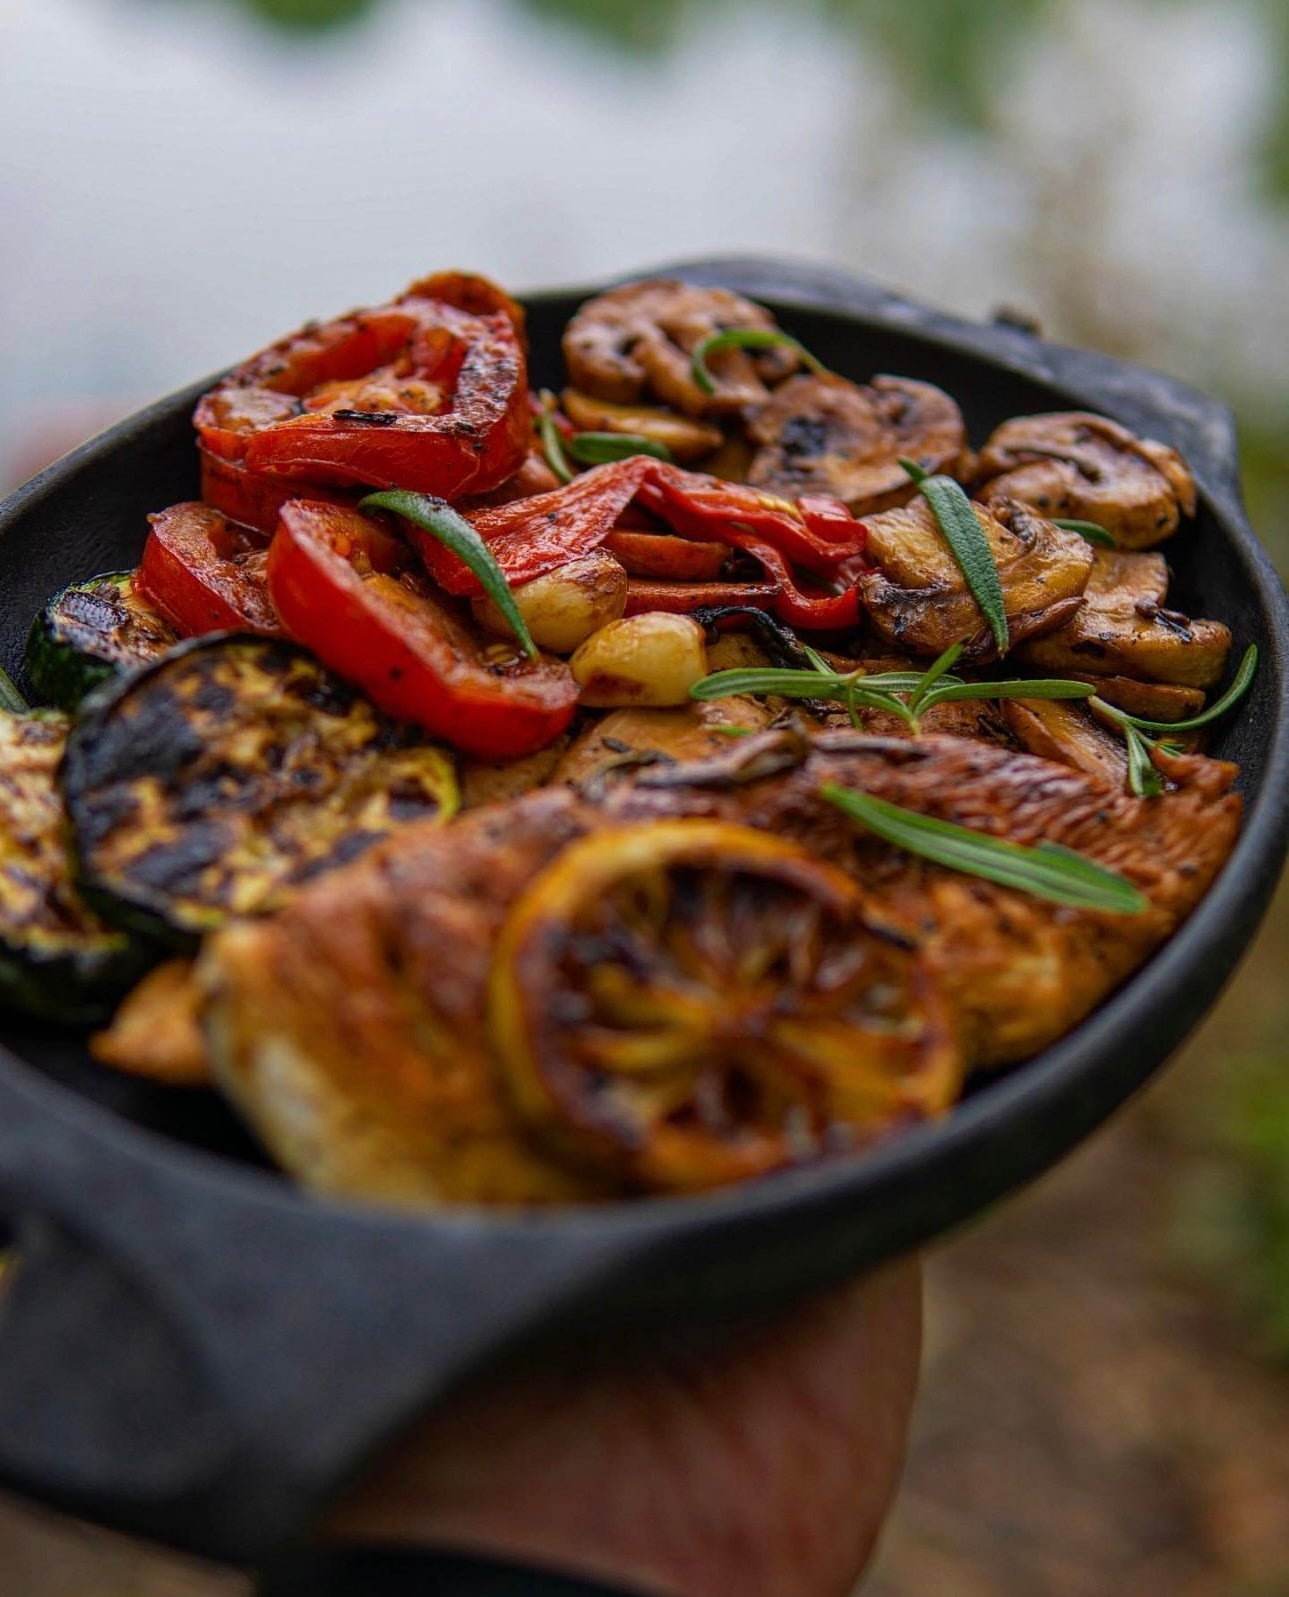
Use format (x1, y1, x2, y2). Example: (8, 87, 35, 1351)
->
(562, 280, 798, 417)
(858, 497, 1094, 662)
(974, 412, 1197, 548)
(1069, 674, 1205, 722)
(747, 375, 966, 514)
(561, 389, 723, 463)
(1003, 698, 1127, 787)
(1015, 549, 1232, 688)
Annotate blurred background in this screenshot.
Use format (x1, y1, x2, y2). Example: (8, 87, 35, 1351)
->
(1, 0, 1286, 1592)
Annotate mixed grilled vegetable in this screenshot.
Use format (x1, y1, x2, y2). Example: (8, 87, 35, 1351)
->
(1, 269, 1259, 1204)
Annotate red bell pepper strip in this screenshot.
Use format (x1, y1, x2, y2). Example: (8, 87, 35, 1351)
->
(137, 503, 282, 636)
(603, 527, 729, 581)
(411, 457, 868, 630)
(623, 578, 780, 617)
(635, 470, 864, 630)
(195, 274, 530, 499)
(266, 501, 577, 759)
(200, 447, 357, 534)
(414, 457, 656, 596)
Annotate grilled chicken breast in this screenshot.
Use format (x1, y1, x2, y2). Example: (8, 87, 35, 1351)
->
(202, 731, 1239, 1201)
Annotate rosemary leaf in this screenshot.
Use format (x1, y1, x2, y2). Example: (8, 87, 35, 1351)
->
(359, 490, 538, 661)
(537, 390, 573, 485)
(0, 665, 29, 716)
(908, 642, 966, 714)
(1053, 518, 1117, 548)
(1121, 722, 1166, 798)
(820, 784, 1147, 914)
(566, 431, 673, 466)
(921, 678, 1097, 709)
(900, 460, 1010, 655)
(1093, 644, 1259, 734)
(691, 328, 829, 396)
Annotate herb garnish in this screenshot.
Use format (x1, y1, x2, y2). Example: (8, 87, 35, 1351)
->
(820, 784, 1147, 914)
(900, 459, 1010, 655)
(691, 328, 829, 396)
(1052, 518, 1117, 548)
(691, 641, 1094, 732)
(358, 490, 538, 661)
(1090, 643, 1259, 797)
(0, 665, 29, 716)
(537, 390, 574, 485)
(566, 431, 673, 466)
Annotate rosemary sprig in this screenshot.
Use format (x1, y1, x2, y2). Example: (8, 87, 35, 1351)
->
(0, 665, 29, 716)
(1052, 518, 1117, 548)
(900, 459, 1010, 656)
(691, 328, 829, 396)
(1089, 644, 1258, 798)
(691, 641, 1094, 732)
(821, 784, 1147, 914)
(537, 389, 573, 485)
(566, 431, 673, 466)
(1092, 645, 1259, 735)
(359, 490, 538, 661)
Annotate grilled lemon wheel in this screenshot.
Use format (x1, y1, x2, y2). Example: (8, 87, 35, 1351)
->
(490, 819, 961, 1192)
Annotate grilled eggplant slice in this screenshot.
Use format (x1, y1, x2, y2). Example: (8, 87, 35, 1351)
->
(0, 710, 153, 1023)
(25, 570, 179, 711)
(63, 635, 460, 947)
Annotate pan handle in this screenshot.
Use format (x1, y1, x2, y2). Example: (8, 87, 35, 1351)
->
(0, 1072, 617, 1563)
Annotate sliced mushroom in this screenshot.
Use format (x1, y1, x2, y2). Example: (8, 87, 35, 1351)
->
(974, 412, 1197, 548)
(562, 280, 798, 417)
(858, 496, 1094, 662)
(747, 374, 966, 514)
(1003, 698, 1128, 787)
(561, 389, 723, 463)
(1015, 548, 1232, 688)
(1069, 674, 1205, 722)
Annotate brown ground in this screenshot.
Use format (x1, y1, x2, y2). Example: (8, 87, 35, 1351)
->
(2, 886, 1287, 1597)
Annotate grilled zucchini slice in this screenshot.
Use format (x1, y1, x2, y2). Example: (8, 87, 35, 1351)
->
(0, 710, 154, 1023)
(25, 570, 179, 711)
(63, 635, 460, 947)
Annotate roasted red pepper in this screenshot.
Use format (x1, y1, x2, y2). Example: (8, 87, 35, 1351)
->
(604, 527, 729, 581)
(195, 273, 530, 500)
(137, 503, 282, 636)
(623, 578, 780, 617)
(414, 457, 657, 596)
(199, 447, 357, 534)
(267, 501, 578, 759)
(413, 457, 867, 631)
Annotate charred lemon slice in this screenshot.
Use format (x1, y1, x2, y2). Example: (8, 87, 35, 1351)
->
(490, 819, 961, 1192)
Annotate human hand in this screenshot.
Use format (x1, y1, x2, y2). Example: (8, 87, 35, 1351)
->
(329, 1258, 922, 1597)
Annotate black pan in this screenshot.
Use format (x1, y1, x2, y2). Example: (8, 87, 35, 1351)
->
(0, 258, 1284, 1565)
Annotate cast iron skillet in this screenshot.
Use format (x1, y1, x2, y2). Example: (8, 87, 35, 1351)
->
(0, 258, 1285, 1565)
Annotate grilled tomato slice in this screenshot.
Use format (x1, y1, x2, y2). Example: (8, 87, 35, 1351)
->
(490, 819, 960, 1192)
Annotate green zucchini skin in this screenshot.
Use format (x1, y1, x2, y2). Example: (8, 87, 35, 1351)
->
(0, 711, 155, 1024)
(63, 634, 460, 950)
(25, 570, 179, 712)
